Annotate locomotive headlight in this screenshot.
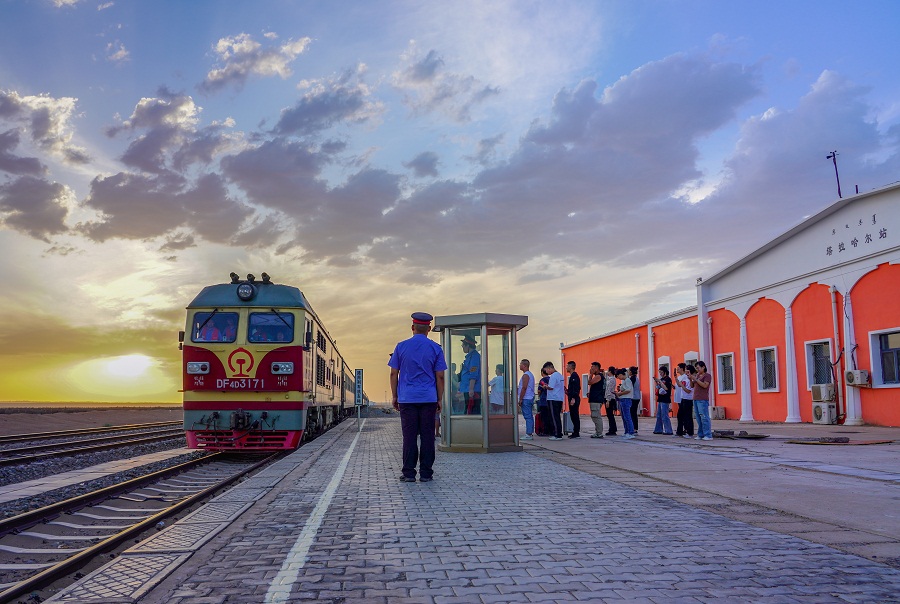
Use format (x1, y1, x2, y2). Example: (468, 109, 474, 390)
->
(236, 282, 256, 301)
(187, 362, 210, 374)
(271, 362, 294, 374)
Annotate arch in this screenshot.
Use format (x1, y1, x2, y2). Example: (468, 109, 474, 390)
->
(846, 263, 900, 426)
(790, 283, 843, 423)
(708, 308, 741, 420)
(746, 298, 786, 421)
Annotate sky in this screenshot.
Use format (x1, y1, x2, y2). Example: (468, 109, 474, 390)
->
(1, 0, 899, 404)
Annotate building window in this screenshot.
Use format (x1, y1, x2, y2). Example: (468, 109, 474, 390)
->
(756, 347, 778, 392)
(716, 353, 735, 393)
(804, 340, 833, 388)
(880, 332, 900, 384)
(869, 329, 900, 387)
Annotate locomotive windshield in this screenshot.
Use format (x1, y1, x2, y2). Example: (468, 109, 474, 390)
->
(248, 312, 294, 343)
(192, 311, 238, 343)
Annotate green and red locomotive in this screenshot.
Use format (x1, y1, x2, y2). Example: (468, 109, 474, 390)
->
(181, 273, 360, 450)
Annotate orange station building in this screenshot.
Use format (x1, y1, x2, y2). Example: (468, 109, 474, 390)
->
(562, 181, 900, 427)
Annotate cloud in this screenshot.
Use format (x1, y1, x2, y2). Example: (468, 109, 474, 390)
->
(0, 175, 70, 241)
(159, 232, 195, 252)
(466, 134, 504, 166)
(78, 170, 252, 244)
(403, 151, 439, 178)
(200, 33, 311, 94)
(109, 89, 238, 174)
(97, 2, 114, 9)
(274, 64, 384, 136)
(106, 40, 130, 63)
(694, 69, 900, 257)
(392, 44, 500, 122)
(0, 129, 46, 175)
(0, 90, 90, 164)
(361, 53, 762, 272)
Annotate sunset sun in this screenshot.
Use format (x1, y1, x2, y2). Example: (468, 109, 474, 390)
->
(104, 355, 153, 378)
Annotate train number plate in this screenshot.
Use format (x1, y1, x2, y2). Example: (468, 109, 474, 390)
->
(216, 378, 265, 390)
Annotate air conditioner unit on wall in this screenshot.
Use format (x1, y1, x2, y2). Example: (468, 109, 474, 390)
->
(811, 383, 835, 402)
(845, 369, 870, 387)
(812, 402, 836, 424)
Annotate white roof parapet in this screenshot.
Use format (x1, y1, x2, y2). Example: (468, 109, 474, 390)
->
(562, 305, 697, 349)
(700, 180, 900, 287)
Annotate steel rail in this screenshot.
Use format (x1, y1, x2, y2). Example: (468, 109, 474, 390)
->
(0, 426, 185, 457)
(0, 430, 186, 467)
(0, 452, 281, 604)
(0, 452, 219, 538)
(0, 421, 182, 445)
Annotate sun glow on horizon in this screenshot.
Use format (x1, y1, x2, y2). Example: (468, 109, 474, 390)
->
(104, 354, 153, 378)
(58, 354, 177, 401)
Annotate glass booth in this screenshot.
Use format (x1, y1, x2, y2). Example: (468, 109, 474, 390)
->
(434, 313, 528, 453)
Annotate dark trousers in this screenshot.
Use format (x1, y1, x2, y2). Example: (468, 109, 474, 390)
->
(399, 403, 437, 479)
(549, 400, 564, 437)
(538, 405, 551, 435)
(605, 400, 618, 434)
(676, 399, 694, 436)
(631, 398, 640, 431)
(568, 398, 580, 436)
(465, 393, 481, 415)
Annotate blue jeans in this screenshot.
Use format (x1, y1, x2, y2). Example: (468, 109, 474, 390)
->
(694, 399, 712, 438)
(654, 403, 673, 434)
(619, 399, 634, 435)
(521, 399, 534, 435)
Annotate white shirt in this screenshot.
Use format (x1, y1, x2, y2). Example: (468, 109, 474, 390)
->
(489, 375, 504, 406)
(518, 370, 535, 401)
(677, 374, 693, 400)
(546, 371, 565, 401)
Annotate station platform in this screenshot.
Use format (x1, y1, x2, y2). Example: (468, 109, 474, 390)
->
(47, 416, 900, 603)
(0, 448, 193, 504)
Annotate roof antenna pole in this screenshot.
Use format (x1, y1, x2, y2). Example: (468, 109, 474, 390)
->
(826, 151, 842, 198)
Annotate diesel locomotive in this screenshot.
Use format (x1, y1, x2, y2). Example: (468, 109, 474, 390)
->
(180, 273, 362, 450)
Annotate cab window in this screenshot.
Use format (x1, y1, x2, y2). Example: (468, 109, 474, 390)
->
(248, 312, 294, 343)
(192, 312, 239, 343)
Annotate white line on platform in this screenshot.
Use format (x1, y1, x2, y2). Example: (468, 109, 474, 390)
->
(264, 420, 365, 604)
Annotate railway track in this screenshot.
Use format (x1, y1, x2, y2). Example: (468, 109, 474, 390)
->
(0, 421, 182, 446)
(0, 426, 186, 467)
(0, 451, 281, 602)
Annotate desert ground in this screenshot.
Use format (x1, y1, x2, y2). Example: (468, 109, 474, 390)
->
(0, 403, 183, 437)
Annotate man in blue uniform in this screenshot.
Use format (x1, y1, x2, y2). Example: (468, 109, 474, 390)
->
(389, 312, 447, 482)
(459, 334, 481, 414)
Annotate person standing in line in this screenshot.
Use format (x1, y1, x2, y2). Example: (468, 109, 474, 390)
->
(604, 365, 618, 436)
(565, 360, 582, 438)
(652, 366, 674, 435)
(389, 312, 447, 483)
(518, 359, 536, 440)
(536, 367, 551, 436)
(676, 363, 695, 439)
(543, 361, 565, 441)
(587, 362, 605, 438)
(671, 363, 683, 435)
(690, 361, 714, 441)
(615, 368, 635, 439)
(459, 334, 481, 414)
(629, 366, 641, 436)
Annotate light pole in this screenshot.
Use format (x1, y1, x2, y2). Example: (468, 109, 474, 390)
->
(826, 151, 842, 198)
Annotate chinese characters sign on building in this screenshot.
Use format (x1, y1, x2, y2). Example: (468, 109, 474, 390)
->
(826, 214, 888, 256)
